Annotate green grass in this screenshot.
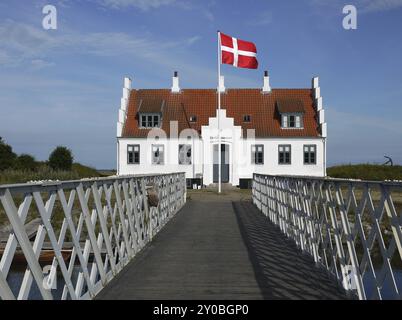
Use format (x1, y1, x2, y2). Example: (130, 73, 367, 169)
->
(327, 164, 402, 181)
(97, 169, 117, 176)
(0, 163, 104, 185)
(71, 163, 102, 178)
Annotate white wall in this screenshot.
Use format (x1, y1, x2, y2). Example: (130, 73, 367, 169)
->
(118, 108, 326, 185)
(118, 137, 203, 178)
(118, 136, 325, 183)
(237, 138, 325, 179)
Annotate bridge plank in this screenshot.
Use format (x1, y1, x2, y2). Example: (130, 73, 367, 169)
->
(96, 195, 351, 300)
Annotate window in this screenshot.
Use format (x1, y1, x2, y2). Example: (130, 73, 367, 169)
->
(152, 145, 164, 165)
(178, 144, 192, 165)
(140, 113, 160, 128)
(278, 145, 291, 164)
(281, 114, 303, 128)
(304, 145, 316, 164)
(127, 145, 140, 164)
(251, 145, 264, 165)
(243, 115, 251, 122)
(189, 115, 197, 122)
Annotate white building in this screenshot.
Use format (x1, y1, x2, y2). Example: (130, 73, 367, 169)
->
(116, 71, 327, 188)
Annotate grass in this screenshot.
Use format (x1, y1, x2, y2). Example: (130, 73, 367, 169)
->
(0, 163, 105, 185)
(327, 164, 402, 181)
(0, 163, 113, 230)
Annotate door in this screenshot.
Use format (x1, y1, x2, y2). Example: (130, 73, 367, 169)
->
(213, 144, 229, 183)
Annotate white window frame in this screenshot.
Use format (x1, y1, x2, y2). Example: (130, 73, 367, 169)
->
(178, 144, 192, 165)
(278, 144, 291, 165)
(152, 144, 164, 165)
(127, 144, 140, 164)
(304, 145, 317, 165)
(281, 113, 303, 129)
(140, 113, 161, 128)
(251, 145, 264, 165)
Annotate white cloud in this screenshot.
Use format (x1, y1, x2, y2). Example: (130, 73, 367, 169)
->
(186, 35, 201, 45)
(96, 0, 216, 21)
(310, 0, 402, 13)
(361, 0, 402, 12)
(0, 19, 258, 89)
(0, 20, 55, 66)
(30, 59, 55, 70)
(98, 0, 177, 10)
(0, 20, 201, 69)
(247, 11, 273, 26)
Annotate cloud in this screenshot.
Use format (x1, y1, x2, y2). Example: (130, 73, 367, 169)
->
(361, 0, 402, 12)
(0, 20, 201, 68)
(247, 11, 273, 26)
(186, 35, 201, 45)
(30, 59, 55, 70)
(98, 0, 177, 10)
(309, 0, 402, 14)
(0, 20, 55, 67)
(95, 0, 216, 21)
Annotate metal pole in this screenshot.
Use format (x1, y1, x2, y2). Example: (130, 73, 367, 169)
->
(217, 31, 222, 194)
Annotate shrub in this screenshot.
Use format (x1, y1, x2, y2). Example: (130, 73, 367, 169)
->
(327, 164, 402, 181)
(72, 163, 102, 178)
(0, 137, 16, 171)
(48, 146, 73, 171)
(14, 154, 37, 171)
(0, 165, 80, 185)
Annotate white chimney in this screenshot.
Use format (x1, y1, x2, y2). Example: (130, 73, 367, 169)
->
(171, 71, 180, 93)
(262, 70, 271, 93)
(217, 75, 225, 93)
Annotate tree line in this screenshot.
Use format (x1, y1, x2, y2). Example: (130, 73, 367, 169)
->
(0, 137, 73, 172)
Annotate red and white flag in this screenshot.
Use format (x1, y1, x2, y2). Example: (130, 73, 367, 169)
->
(219, 32, 258, 69)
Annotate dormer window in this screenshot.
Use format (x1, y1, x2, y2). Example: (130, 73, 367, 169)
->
(243, 115, 251, 123)
(140, 113, 160, 128)
(189, 115, 197, 122)
(276, 99, 305, 129)
(282, 114, 303, 128)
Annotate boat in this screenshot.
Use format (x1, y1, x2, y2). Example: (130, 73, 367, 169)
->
(0, 249, 72, 265)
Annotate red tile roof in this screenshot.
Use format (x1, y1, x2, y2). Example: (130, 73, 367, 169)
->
(122, 88, 320, 138)
(276, 98, 305, 114)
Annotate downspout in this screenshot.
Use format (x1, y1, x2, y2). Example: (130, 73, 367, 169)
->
(117, 138, 120, 176)
(323, 137, 327, 177)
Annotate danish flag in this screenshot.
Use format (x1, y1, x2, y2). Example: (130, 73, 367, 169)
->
(219, 32, 258, 69)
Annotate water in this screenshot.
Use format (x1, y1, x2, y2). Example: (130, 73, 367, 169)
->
(362, 270, 402, 299)
(6, 267, 402, 300)
(7, 265, 83, 300)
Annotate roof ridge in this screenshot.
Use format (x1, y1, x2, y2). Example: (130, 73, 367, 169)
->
(133, 88, 312, 91)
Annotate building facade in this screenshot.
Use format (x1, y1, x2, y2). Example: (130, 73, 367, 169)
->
(116, 72, 327, 187)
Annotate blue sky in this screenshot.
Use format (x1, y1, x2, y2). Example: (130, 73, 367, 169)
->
(0, 0, 402, 169)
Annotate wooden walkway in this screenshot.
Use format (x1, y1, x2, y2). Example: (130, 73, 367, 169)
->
(97, 190, 351, 300)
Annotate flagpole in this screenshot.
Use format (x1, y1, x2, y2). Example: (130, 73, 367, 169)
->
(217, 30, 222, 194)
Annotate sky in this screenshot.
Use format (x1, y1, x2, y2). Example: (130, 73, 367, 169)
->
(0, 0, 402, 169)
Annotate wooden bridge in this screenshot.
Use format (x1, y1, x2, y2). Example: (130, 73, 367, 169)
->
(0, 173, 401, 300)
(97, 189, 348, 300)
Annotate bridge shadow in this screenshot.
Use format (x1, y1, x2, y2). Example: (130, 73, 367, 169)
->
(232, 200, 353, 300)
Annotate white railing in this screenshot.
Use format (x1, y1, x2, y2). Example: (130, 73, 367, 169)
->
(0, 173, 186, 300)
(252, 174, 402, 300)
